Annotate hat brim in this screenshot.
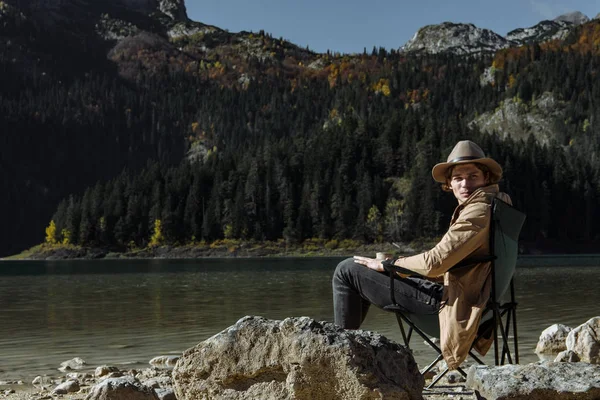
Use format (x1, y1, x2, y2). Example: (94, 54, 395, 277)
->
(431, 158, 503, 183)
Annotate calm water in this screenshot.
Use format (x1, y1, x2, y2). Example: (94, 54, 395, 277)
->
(0, 256, 599, 381)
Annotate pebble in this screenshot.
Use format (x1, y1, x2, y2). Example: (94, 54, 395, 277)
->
(94, 365, 120, 378)
(3, 356, 175, 399)
(149, 355, 180, 368)
(446, 371, 466, 384)
(155, 387, 176, 400)
(52, 379, 80, 394)
(32, 376, 52, 386)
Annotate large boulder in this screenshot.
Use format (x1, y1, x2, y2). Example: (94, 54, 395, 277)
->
(535, 324, 572, 354)
(173, 316, 424, 400)
(566, 317, 600, 363)
(466, 361, 600, 400)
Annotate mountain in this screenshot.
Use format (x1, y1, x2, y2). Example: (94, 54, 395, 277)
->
(554, 11, 589, 25)
(400, 22, 509, 55)
(506, 20, 572, 46)
(402, 11, 592, 54)
(507, 12, 590, 46)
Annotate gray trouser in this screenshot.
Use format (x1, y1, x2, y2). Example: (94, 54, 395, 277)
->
(332, 257, 443, 329)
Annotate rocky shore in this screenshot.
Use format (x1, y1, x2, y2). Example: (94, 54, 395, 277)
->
(0, 355, 179, 400)
(2, 316, 600, 400)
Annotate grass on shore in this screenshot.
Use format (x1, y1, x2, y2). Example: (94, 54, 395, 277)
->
(5, 238, 441, 260)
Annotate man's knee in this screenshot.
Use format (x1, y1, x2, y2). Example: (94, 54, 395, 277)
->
(333, 257, 361, 284)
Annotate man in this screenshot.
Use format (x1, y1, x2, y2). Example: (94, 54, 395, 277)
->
(332, 140, 511, 369)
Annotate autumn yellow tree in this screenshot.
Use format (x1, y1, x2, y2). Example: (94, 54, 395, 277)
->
(149, 219, 164, 247)
(61, 229, 71, 245)
(45, 220, 58, 245)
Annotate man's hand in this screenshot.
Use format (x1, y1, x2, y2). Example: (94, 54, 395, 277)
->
(353, 256, 384, 272)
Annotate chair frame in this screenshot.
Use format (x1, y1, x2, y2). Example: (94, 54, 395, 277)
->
(382, 199, 525, 388)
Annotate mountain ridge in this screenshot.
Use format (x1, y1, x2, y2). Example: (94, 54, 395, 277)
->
(400, 11, 594, 55)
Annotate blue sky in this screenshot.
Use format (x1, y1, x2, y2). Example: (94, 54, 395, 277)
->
(186, 0, 600, 54)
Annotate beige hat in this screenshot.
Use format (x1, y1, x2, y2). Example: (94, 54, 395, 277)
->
(431, 140, 502, 183)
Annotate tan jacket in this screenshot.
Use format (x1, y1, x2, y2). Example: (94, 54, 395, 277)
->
(397, 185, 511, 370)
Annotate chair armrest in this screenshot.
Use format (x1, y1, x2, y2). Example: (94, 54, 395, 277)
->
(381, 258, 420, 276)
(381, 258, 422, 306)
(381, 255, 496, 308)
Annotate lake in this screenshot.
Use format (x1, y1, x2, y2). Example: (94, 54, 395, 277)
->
(0, 256, 599, 381)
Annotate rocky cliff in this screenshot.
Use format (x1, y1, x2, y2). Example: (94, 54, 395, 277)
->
(400, 22, 509, 55)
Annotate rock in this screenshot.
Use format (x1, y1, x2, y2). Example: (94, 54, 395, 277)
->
(154, 388, 176, 400)
(142, 376, 172, 389)
(158, 0, 187, 21)
(401, 22, 509, 55)
(566, 317, 600, 364)
(59, 357, 87, 372)
(95, 366, 121, 378)
(469, 92, 566, 148)
(535, 323, 572, 354)
(173, 316, 423, 400)
(67, 372, 93, 381)
(554, 350, 580, 362)
(149, 356, 180, 368)
(85, 376, 159, 400)
(32, 376, 52, 386)
(53, 379, 80, 394)
(467, 361, 600, 399)
(446, 371, 466, 384)
(101, 371, 125, 380)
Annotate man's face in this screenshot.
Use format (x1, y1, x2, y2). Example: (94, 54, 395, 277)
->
(449, 163, 488, 203)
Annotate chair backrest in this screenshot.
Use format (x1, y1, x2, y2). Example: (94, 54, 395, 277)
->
(490, 199, 526, 301)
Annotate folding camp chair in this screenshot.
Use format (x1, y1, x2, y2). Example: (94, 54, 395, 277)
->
(382, 199, 526, 388)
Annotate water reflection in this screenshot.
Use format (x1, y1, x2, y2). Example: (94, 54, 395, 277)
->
(0, 257, 598, 380)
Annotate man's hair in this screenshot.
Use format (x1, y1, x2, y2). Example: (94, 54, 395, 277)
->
(441, 163, 490, 192)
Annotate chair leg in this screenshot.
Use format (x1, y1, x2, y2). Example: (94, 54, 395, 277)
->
(512, 307, 519, 364)
(426, 367, 450, 390)
(468, 350, 486, 365)
(395, 313, 409, 347)
(493, 309, 499, 365)
(495, 305, 513, 365)
(501, 309, 512, 365)
(421, 353, 444, 377)
(510, 280, 519, 364)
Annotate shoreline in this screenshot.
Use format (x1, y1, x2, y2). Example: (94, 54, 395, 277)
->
(6, 238, 599, 261)
(3, 240, 434, 261)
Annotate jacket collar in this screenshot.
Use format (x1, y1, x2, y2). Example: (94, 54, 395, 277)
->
(451, 184, 499, 222)
(462, 184, 499, 206)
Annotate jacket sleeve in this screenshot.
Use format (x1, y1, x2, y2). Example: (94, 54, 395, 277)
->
(397, 202, 490, 277)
